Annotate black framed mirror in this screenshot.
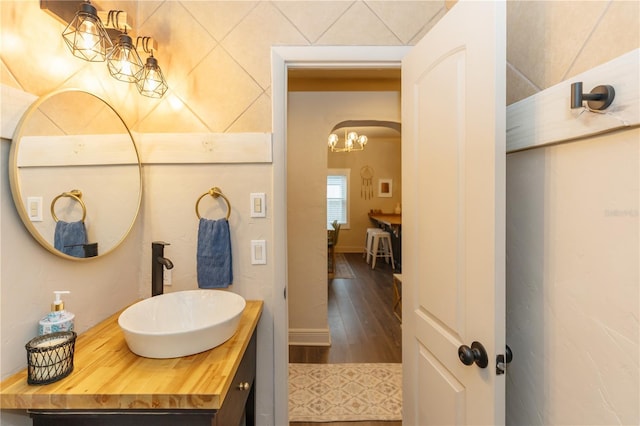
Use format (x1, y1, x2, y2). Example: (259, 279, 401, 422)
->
(9, 89, 142, 260)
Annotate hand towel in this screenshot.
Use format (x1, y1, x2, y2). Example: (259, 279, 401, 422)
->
(197, 218, 233, 288)
(54, 220, 88, 258)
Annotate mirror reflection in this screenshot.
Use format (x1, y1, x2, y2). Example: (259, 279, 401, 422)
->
(9, 89, 142, 260)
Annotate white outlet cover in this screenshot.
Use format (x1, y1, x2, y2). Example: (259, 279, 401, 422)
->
(251, 240, 266, 264)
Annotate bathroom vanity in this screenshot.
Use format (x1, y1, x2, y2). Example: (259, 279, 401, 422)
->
(0, 300, 263, 426)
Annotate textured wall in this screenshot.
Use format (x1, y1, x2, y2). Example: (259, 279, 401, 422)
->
(505, 1, 639, 424)
(506, 128, 639, 425)
(506, 0, 639, 104)
(1, 0, 445, 132)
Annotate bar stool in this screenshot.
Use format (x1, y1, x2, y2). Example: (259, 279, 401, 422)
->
(368, 231, 395, 270)
(363, 227, 384, 264)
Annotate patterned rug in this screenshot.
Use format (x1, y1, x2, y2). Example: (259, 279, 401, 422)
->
(289, 363, 402, 422)
(332, 253, 355, 279)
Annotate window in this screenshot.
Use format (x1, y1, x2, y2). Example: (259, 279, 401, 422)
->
(327, 169, 350, 228)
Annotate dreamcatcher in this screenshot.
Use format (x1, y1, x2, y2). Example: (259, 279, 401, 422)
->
(360, 166, 374, 200)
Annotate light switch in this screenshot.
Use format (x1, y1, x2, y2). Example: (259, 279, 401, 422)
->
(251, 240, 266, 264)
(27, 196, 43, 222)
(250, 193, 266, 218)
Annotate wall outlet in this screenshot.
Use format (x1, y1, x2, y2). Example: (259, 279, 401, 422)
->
(251, 240, 266, 264)
(163, 266, 172, 285)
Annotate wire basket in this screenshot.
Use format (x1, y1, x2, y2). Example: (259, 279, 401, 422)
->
(25, 331, 76, 385)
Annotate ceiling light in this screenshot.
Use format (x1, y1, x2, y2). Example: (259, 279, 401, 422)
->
(328, 130, 368, 152)
(106, 31, 143, 83)
(61, 1, 113, 62)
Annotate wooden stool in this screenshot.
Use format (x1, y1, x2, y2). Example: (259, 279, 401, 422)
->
(368, 231, 395, 269)
(392, 273, 402, 322)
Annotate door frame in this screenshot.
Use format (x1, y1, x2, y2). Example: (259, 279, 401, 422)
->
(271, 45, 410, 424)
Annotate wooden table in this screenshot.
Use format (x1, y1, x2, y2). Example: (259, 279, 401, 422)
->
(368, 213, 402, 228)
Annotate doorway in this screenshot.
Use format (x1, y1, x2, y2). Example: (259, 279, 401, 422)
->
(271, 46, 410, 425)
(287, 79, 402, 341)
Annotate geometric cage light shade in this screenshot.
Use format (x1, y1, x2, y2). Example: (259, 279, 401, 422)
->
(62, 1, 113, 62)
(107, 32, 144, 83)
(135, 54, 168, 98)
(54, 1, 169, 98)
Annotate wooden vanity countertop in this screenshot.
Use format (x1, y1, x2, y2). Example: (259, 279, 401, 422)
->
(0, 300, 263, 410)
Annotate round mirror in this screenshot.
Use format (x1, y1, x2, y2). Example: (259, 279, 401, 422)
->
(9, 89, 142, 260)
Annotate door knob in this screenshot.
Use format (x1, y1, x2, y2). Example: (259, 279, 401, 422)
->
(458, 341, 488, 368)
(496, 345, 513, 375)
(505, 344, 513, 364)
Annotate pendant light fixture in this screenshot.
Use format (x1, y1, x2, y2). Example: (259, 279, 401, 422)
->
(61, 0, 113, 62)
(328, 129, 368, 152)
(106, 30, 143, 83)
(135, 37, 168, 98)
(328, 120, 401, 153)
(49, 2, 168, 97)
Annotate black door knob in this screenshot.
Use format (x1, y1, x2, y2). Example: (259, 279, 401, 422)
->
(458, 341, 488, 368)
(505, 344, 513, 364)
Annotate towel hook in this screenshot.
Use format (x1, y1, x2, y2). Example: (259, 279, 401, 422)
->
(195, 187, 231, 220)
(50, 189, 87, 223)
(570, 82, 615, 110)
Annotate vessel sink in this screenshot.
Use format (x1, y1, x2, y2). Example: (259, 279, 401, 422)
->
(118, 290, 246, 358)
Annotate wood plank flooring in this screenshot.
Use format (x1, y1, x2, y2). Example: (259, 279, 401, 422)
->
(289, 252, 402, 426)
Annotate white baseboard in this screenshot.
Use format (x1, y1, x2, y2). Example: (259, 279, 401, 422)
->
(289, 328, 331, 346)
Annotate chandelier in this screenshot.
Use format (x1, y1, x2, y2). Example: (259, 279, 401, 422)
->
(328, 129, 368, 152)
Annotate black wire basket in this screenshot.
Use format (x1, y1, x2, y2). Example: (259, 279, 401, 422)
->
(25, 331, 76, 385)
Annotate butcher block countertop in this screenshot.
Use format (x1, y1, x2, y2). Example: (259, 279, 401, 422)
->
(0, 300, 263, 411)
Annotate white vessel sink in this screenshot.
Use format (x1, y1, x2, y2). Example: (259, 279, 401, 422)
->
(118, 290, 246, 358)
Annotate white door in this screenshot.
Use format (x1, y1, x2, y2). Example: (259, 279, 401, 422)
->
(401, 1, 506, 424)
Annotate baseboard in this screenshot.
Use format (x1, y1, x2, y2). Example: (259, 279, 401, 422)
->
(336, 246, 365, 254)
(289, 328, 332, 346)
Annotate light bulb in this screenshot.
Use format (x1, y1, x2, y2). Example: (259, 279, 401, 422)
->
(78, 21, 99, 50)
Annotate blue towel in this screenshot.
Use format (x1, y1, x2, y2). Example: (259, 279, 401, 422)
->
(54, 220, 88, 258)
(197, 218, 233, 288)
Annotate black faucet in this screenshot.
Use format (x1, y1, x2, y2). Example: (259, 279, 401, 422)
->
(152, 241, 174, 296)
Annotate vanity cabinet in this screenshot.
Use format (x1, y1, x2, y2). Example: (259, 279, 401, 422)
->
(28, 331, 256, 426)
(1, 301, 263, 426)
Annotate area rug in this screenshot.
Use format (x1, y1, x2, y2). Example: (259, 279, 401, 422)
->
(333, 253, 355, 279)
(289, 363, 402, 422)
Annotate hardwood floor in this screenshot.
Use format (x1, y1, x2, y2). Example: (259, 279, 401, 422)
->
(289, 252, 402, 426)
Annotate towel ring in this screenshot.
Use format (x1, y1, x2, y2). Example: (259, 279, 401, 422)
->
(51, 190, 87, 223)
(195, 187, 231, 220)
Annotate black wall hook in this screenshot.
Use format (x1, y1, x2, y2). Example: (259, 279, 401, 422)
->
(571, 82, 615, 110)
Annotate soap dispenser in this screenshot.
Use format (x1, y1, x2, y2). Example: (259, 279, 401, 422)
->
(38, 291, 75, 335)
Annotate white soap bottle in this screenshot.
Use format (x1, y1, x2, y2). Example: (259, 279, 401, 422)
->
(38, 291, 75, 335)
